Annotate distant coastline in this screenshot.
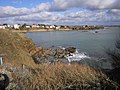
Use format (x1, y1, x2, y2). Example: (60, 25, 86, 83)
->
(0, 24, 104, 33)
(12, 28, 73, 33)
(12, 27, 104, 33)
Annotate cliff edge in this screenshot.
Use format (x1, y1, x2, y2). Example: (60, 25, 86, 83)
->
(0, 30, 36, 67)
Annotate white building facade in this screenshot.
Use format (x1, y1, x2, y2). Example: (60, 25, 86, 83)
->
(13, 24, 20, 29)
(0, 25, 5, 29)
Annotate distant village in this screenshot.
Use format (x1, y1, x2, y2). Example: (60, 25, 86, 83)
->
(0, 24, 61, 30)
(0, 23, 104, 31)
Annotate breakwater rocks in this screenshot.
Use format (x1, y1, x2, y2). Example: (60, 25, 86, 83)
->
(32, 47, 76, 64)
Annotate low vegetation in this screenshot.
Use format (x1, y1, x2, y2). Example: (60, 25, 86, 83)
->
(70, 25, 104, 30)
(0, 63, 119, 90)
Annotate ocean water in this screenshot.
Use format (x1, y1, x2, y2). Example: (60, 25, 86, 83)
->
(26, 27, 120, 69)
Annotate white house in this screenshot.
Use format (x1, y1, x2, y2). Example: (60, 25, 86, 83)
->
(32, 24, 40, 28)
(0, 25, 5, 29)
(26, 25, 31, 29)
(13, 24, 20, 29)
(41, 26, 45, 28)
(56, 26, 61, 30)
(7, 25, 13, 28)
(50, 25, 55, 29)
(45, 25, 50, 29)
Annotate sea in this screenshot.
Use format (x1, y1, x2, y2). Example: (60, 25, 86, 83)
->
(26, 27, 120, 69)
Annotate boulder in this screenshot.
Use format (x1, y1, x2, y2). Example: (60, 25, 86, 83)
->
(54, 48, 65, 58)
(65, 47, 76, 53)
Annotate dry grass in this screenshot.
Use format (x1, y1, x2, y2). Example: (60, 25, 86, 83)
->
(0, 30, 36, 67)
(8, 63, 119, 90)
(35, 63, 100, 90)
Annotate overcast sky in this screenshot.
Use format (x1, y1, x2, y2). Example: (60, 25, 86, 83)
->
(0, 0, 120, 25)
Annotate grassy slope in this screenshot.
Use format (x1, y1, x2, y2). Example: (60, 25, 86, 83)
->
(0, 30, 36, 67)
(3, 63, 118, 90)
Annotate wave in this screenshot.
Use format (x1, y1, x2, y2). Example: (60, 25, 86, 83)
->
(65, 49, 91, 63)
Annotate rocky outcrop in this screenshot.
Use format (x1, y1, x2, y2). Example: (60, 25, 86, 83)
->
(65, 47, 76, 53)
(32, 47, 76, 64)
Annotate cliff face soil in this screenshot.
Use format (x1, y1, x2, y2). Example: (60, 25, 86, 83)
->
(0, 30, 37, 67)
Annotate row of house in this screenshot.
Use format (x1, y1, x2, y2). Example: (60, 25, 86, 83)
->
(32, 24, 62, 30)
(0, 24, 31, 30)
(0, 24, 64, 30)
(0, 24, 15, 29)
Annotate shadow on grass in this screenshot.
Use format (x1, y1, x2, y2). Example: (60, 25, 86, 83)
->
(105, 33, 120, 84)
(0, 73, 9, 90)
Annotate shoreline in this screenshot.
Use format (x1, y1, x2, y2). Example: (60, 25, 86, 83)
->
(12, 29, 73, 33)
(12, 28, 96, 33)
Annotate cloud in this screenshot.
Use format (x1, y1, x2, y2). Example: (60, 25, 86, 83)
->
(5, 9, 118, 25)
(50, 0, 120, 11)
(32, 2, 51, 13)
(110, 9, 120, 15)
(0, 0, 120, 25)
(0, 0, 120, 18)
(14, 12, 62, 24)
(0, 9, 119, 25)
(0, 2, 50, 18)
(0, 6, 31, 18)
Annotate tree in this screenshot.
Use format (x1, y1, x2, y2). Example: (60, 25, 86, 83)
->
(22, 23, 27, 28)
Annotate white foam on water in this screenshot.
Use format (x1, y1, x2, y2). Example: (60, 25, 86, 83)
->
(65, 49, 91, 63)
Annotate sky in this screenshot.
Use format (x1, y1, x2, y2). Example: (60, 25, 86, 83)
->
(0, 0, 120, 25)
